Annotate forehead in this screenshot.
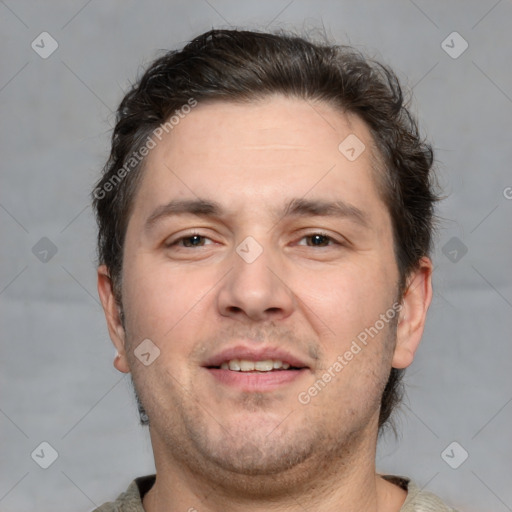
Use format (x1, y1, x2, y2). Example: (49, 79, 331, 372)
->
(155, 96, 370, 167)
(131, 96, 388, 227)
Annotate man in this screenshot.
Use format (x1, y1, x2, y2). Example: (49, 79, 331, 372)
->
(92, 29, 458, 511)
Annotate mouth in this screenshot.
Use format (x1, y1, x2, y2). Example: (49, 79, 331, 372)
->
(208, 358, 303, 372)
(203, 349, 310, 392)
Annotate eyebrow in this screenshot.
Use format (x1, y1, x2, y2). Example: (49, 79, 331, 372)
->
(144, 197, 370, 232)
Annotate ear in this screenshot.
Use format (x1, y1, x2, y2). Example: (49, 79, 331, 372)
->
(392, 257, 433, 369)
(97, 265, 130, 373)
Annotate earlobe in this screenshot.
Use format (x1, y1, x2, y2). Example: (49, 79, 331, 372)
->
(392, 257, 433, 369)
(113, 351, 129, 373)
(97, 265, 131, 374)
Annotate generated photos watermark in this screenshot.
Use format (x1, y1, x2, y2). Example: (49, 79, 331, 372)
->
(93, 97, 198, 200)
(298, 301, 403, 405)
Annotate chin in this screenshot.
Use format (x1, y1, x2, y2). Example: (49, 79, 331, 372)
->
(184, 411, 320, 477)
(202, 435, 316, 476)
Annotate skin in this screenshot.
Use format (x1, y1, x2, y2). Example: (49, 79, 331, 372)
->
(98, 96, 432, 512)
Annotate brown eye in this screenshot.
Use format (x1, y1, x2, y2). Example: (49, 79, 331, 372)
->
(180, 234, 206, 247)
(307, 234, 331, 247)
(297, 233, 339, 247)
(167, 233, 213, 248)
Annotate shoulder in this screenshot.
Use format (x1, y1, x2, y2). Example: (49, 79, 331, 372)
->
(403, 481, 460, 511)
(381, 474, 459, 511)
(91, 475, 156, 512)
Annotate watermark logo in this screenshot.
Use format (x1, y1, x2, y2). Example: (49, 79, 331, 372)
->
(338, 134, 366, 162)
(442, 236, 468, 264)
(32, 237, 58, 263)
(441, 441, 469, 469)
(441, 32, 468, 59)
(31, 32, 59, 59)
(236, 236, 264, 264)
(134, 338, 161, 366)
(31, 441, 59, 469)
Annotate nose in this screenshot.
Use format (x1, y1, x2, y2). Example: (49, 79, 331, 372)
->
(216, 238, 295, 323)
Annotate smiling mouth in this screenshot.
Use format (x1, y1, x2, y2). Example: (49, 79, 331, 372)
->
(205, 358, 308, 392)
(209, 359, 305, 372)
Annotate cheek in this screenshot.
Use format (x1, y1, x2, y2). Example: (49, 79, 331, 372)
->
(121, 255, 176, 340)
(121, 254, 217, 348)
(299, 261, 395, 343)
(121, 260, 206, 394)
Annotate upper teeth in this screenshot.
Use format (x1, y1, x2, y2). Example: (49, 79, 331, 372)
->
(220, 359, 291, 371)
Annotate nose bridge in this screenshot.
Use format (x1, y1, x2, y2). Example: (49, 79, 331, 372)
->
(217, 233, 294, 321)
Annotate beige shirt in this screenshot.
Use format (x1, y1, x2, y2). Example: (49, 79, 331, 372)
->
(92, 474, 459, 511)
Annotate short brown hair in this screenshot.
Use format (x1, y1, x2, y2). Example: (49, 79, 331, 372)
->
(92, 29, 438, 432)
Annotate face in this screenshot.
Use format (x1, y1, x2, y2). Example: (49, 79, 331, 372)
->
(99, 96, 432, 482)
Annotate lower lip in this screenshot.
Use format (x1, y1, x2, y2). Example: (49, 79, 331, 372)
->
(205, 368, 308, 392)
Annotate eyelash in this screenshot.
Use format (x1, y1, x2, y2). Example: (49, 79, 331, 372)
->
(167, 231, 341, 249)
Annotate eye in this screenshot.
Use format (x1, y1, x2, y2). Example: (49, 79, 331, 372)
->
(167, 233, 214, 248)
(296, 232, 340, 248)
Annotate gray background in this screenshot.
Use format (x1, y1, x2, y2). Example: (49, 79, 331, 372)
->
(1, 1, 511, 510)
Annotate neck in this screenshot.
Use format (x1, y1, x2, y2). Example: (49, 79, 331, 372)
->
(142, 425, 406, 512)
